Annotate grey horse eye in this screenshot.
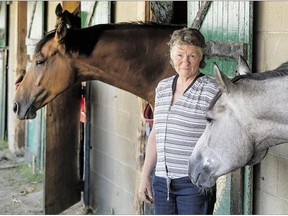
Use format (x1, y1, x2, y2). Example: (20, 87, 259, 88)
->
(206, 117, 213, 123)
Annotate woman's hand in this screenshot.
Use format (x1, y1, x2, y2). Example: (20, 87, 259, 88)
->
(139, 176, 154, 204)
(139, 126, 156, 204)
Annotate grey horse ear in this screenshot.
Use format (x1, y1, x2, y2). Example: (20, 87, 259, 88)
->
(213, 64, 233, 94)
(236, 55, 251, 75)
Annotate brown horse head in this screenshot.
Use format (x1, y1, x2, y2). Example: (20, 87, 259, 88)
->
(14, 3, 80, 89)
(13, 4, 82, 120)
(13, 23, 76, 119)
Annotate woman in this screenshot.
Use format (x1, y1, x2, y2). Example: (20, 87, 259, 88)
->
(139, 28, 219, 214)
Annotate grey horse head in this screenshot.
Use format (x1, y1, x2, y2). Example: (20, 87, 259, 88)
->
(188, 57, 288, 189)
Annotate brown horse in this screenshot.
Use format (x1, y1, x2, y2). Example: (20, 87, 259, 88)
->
(13, 16, 185, 119)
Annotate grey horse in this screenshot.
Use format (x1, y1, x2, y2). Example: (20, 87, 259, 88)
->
(188, 57, 288, 188)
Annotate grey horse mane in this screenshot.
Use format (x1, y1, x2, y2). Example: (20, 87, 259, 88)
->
(232, 61, 288, 83)
(208, 61, 288, 111)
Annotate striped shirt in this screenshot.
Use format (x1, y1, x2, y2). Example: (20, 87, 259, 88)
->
(154, 74, 219, 179)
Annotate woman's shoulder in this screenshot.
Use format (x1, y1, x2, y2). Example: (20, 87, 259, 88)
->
(198, 75, 219, 94)
(157, 75, 176, 89)
(155, 75, 176, 98)
(199, 75, 217, 87)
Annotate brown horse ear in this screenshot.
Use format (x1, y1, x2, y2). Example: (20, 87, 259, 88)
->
(72, 4, 80, 17)
(213, 63, 233, 94)
(55, 21, 67, 43)
(55, 3, 63, 17)
(236, 55, 251, 75)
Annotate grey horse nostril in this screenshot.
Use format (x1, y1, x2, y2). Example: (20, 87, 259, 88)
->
(13, 103, 18, 114)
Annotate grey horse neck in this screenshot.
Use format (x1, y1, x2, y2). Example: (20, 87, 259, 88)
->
(233, 62, 288, 152)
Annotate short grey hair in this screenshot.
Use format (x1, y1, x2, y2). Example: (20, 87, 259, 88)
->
(168, 28, 206, 68)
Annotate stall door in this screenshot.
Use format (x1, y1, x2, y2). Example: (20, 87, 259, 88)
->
(44, 84, 81, 214)
(188, 1, 253, 214)
(0, 2, 7, 141)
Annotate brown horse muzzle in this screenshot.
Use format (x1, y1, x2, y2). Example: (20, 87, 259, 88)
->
(13, 101, 37, 120)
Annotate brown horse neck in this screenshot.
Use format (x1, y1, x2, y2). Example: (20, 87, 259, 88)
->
(66, 24, 179, 105)
(71, 58, 158, 106)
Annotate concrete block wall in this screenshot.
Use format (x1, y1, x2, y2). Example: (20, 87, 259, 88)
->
(254, 2, 288, 214)
(89, 82, 143, 214)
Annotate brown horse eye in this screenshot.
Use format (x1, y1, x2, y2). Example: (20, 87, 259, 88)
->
(36, 59, 45, 66)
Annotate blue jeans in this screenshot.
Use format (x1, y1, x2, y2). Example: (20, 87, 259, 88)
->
(153, 176, 216, 215)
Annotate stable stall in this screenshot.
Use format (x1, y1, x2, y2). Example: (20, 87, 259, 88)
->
(4, 1, 288, 214)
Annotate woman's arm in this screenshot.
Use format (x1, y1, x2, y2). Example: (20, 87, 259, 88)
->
(138, 126, 157, 204)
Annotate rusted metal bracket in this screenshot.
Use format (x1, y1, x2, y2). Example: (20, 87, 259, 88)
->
(191, 1, 212, 30)
(206, 41, 248, 60)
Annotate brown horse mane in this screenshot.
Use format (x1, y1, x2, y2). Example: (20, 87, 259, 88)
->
(35, 22, 185, 56)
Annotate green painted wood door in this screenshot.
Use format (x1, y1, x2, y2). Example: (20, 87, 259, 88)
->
(0, 2, 7, 141)
(0, 49, 7, 142)
(188, 1, 253, 214)
(0, 2, 6, 48)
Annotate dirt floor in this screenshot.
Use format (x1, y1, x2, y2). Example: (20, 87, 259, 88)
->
(0, 148, 87, 215)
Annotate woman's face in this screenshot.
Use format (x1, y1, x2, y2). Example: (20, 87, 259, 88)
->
(170, 44, 203, 77)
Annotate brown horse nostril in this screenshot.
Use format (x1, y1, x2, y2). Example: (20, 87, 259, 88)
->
(13, 103, 18, 114)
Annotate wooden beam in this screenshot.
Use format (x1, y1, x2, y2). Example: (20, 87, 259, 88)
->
(14, 2, 27, 151)
(16, 2, 27, 76)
